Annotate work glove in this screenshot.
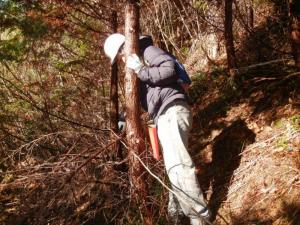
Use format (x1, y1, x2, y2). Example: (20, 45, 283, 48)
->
(118, 112, 126, 131)
(118, 120, 126, 131)
(126, 54, 143, 74)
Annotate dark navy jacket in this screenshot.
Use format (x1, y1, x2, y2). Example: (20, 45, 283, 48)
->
(137, 45, 186, 123)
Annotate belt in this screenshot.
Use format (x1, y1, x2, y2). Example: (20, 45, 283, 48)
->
(160, 99, 187, 116)
(166, 99, 186, 108)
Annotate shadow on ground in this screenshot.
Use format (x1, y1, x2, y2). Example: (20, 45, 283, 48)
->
(197, 119, 256, 220)
(228, 201, 300, 225)
(190, 63, 299, 223)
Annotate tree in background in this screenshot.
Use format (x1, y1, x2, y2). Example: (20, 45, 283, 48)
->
(109, 0, 121, 158)
(288, 0, 300, 68)
(224, 0, 237, 76)
(249, 0, 254, 30)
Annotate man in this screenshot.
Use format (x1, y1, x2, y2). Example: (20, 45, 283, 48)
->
(104, 33, 211, 225)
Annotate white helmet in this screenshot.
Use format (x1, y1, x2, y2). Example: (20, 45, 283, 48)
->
(104, 33, 125, 64)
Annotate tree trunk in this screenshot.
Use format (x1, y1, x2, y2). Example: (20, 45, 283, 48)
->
(224, 0, 237, 76)
(110, 2, 118, 133)
(249, 0, 254, 29)
(288, 0, 300, 68)
(124, 1, 152, 224)
(109, 0, 122, 159)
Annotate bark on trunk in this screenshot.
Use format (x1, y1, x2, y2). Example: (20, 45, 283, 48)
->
(288, 0, 300, 68)
(110, 60, 118, 133)
(249, 0, 254, 29)
(224, 0, 237, 76)
(109, 1, 122, 159)
(110, 3, 118, 133)
(124, 1, 152, 224)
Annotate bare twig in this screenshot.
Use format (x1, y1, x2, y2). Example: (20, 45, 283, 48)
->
(133, 152, 230, 225)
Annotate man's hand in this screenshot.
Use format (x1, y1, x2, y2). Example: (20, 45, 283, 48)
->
(126, 54, 143, 74)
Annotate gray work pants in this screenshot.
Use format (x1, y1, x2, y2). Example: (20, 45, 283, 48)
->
(157, 101, 210, 225)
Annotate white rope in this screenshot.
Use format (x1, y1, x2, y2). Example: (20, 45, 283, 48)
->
(133, 152, 231, 225)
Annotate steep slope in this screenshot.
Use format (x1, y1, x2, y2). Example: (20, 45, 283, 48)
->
(189, 63, 300, 225)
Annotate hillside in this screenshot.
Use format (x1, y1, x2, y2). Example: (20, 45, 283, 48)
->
(0, 0, 299, 224)
(189, 61, 300, 225)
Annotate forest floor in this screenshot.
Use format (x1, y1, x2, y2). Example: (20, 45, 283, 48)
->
(0, 61, 299, 225)
(188, 61, 300, 225)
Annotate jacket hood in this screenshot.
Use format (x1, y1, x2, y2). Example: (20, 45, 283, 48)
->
(139, 35, 153, 55)
(143, 46, 167, 64)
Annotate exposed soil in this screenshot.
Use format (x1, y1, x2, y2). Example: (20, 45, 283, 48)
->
(189, 63, 300, 225)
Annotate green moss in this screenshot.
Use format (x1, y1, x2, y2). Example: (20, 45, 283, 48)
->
(180, 46, 190, 56)
(193, 0, 208, 11)
(157, 218, 168, 225)
(290, 115, 300, 130)
(276, 137, 288, 150)
(272, 115, 299, 131)
(2, 173, 14, 183)
(210, 66, 227, 79)
(272, 118, 284, 128)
